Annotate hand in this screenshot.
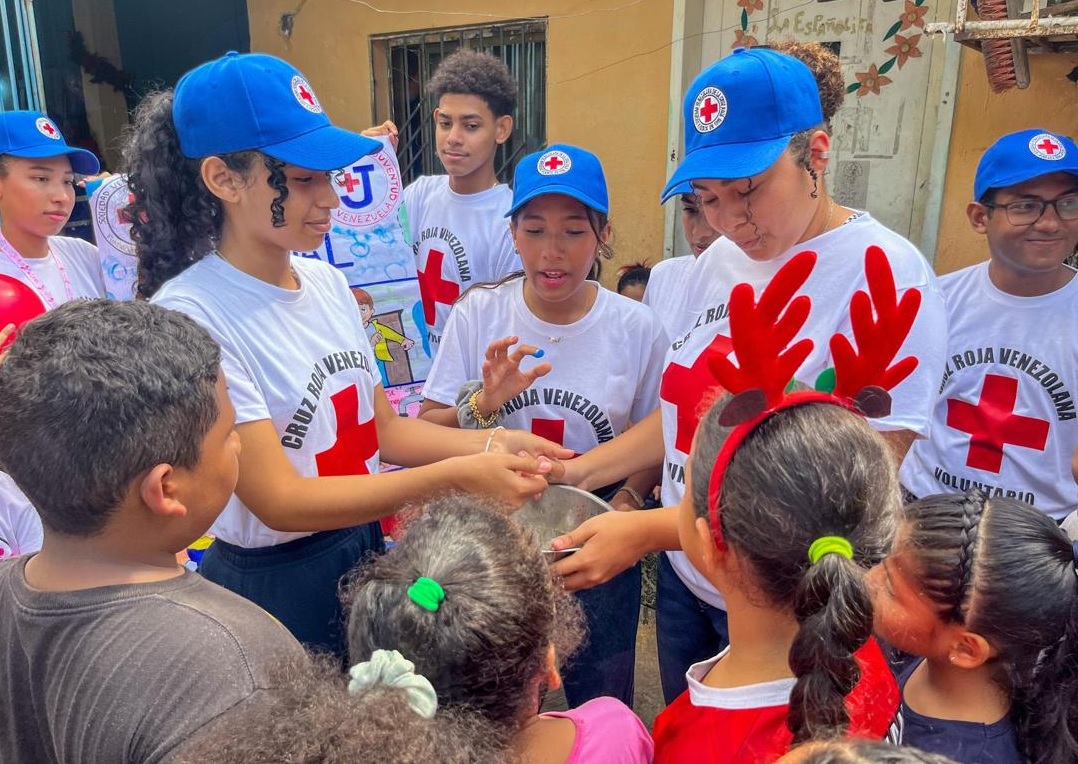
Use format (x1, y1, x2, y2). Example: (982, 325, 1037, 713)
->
(549, 510, 648, 591)
(370, 332, 383, 345)
(400, 338, 415, 351)
(455, 451, 557, 509)
(362, 120, 399, 151)
(0, 323, 15, 362)
(478, 335, 552, 414)
(487, 428, 574, 477)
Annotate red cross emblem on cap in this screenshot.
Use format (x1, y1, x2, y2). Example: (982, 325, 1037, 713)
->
(1029, 133, 1066, 161)
(692, 87, 727, 134)
(35, 118, 60, 140)
(538, 150, 571, 176)
(291, 75, 322, 114)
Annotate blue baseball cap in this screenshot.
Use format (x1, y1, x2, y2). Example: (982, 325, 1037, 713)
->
(661, 48, 824, 203)
(507, 144, 609, 216)
(0, 111, 100, 175)
(974, 129, 1078, 201)
(173, 52, 380, 171)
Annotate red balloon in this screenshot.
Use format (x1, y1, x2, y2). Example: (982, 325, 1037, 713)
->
(0, 274, 47, 351)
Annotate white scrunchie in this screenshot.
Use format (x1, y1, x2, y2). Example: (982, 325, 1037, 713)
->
(347, 648, 438, 719)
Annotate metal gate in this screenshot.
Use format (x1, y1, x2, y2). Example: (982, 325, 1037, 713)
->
(370, 19, 547, 186)
(1, 0, 44, 111)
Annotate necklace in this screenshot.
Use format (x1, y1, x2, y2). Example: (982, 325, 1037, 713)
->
(821, 195, 836, 235)
(214, 250, 300, 288)
(0, 231, 75, 308)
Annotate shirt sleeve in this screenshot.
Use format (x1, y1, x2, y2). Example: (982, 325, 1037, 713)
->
(421, 294, 478, 406)
(631, 313, 669, 423)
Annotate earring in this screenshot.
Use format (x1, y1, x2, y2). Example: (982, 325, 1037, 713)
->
(808, 167, 820, 199)
(819, 151, 831, 159)
(949, 654, 957, 664)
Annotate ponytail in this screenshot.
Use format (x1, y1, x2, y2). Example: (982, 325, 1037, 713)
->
(787, 553, 874, 742)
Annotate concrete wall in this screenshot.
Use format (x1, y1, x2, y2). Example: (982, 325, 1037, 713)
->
(934, 47, 1078, 275)
(247, 1, 675, 286)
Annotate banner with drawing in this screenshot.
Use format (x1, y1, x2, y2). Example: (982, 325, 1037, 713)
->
(292, 135, 430, 420)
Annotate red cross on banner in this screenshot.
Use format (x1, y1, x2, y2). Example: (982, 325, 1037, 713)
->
(339, 173, 362, 193)
(1038, 138, 1061, 156)
(315, 385, 379, 477)
(416, 248, 460, 326)
(946, 374, 1049, 473)
(531, 417, 566, 446)
(660, 333, 733, 455)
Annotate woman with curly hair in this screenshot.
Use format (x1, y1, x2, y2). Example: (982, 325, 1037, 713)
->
(123, 51, 570, 659)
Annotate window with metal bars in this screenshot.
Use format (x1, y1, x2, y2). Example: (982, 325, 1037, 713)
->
(370, 19, 547, 187)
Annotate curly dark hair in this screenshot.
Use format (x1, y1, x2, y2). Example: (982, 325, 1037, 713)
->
(427, 49, 517, 118)
(345, 494, 585, 735)
(900, 492, 1078, 764)
(122, 90, 290, 298)
(691, 395, 898, 743)
(174, 654, 507, 764)
(779, 739, 959, 764)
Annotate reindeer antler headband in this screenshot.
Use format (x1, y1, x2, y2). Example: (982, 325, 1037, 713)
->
(705, 246, 922, 545)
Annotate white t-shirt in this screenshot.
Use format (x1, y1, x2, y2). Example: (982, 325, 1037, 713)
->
(901, 263, 1078, 519)
(660, 213, 947, 608)
(0, 236, 104, 555)
(151, 255, 382, 548)
(643, 255, 696, 338)
(403, 176, 520, 351)
(0, 473, 42, 560)
(0, 236, 106, 307)
(424, 278, 667, 454)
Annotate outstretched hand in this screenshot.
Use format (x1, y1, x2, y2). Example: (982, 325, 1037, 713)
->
(361, 120, 400, 152)
(456, 450, 557, 509)
(549, 510, 649, 591)
(478, 335, 553, 414)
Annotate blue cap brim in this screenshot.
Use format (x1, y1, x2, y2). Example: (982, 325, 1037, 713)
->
(975, 168, 1078, 202)
(260, 124, 382, 171)
(661, 181, 694, 204)
(6, 146, 100, 175)
(660, 135, 792, 202)
(506, 185, 609, 217)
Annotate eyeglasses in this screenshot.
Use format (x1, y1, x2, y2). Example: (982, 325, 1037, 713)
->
(982, 194, 1078, 226)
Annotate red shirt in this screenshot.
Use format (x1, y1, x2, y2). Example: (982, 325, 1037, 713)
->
(653, 638, 898, 764)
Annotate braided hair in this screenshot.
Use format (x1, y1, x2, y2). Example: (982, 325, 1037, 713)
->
(900, 491, 1078, 764)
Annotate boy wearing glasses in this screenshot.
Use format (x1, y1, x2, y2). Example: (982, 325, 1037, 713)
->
(901, 128, 1078, 521)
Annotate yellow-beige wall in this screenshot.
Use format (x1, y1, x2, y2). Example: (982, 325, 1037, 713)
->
(934, 47, 1078, 275)
(247, 1, 675, 287)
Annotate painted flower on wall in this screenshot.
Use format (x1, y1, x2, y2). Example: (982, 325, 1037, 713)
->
(899, 0, 929, 30)
(854, 64, 893, 97)
(737, 0, 764, 12)
(733, 28, 759, 48)
(884, 33, 922, 68)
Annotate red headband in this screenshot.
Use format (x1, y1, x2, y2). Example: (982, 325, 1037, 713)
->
(703, 246, 921, 547)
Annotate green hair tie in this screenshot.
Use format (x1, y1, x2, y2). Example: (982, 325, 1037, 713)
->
(807, 536, 854, 565)
(407, 576, 445, 612)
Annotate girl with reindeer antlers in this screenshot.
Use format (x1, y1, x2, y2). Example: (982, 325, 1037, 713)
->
(653, 248, 918, 761)
(552, 46, 947, 704)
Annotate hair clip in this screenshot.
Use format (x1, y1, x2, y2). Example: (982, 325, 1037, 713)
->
(348, 649, 438, 719)
(703, 246, 922, 547)
(407, 576, 445, 612)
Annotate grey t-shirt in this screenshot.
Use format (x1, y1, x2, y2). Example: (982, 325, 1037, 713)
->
(0, 556, 305, 764)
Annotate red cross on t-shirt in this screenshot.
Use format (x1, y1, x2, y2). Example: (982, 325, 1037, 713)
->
(1038, 137, 1061, 156)
(698, 97, 720, 124)
(543, 155, 564, 172)
(315, 385, 379, 477)
(416, 248, 461, 326)
(946, 373, 1049, 473)
(660, 333, 734, 455)
(531, 417, 566, 446)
